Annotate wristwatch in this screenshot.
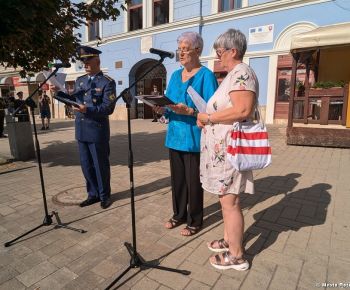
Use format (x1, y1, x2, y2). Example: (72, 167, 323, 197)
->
(191, 108, 198, 118)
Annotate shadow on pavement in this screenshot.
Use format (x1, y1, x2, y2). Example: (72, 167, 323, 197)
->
(39, 130, 167, 167)
(201, 173, 303, 230)
(244, 182, 331, 265)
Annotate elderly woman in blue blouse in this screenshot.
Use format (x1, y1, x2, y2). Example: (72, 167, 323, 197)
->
(155, 31, 218, 236)
(197, 29, 259, 271)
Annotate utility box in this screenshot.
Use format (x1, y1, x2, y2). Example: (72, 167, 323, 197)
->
(6, 115, 35, 161)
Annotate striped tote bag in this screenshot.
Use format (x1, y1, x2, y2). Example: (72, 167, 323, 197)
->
(227, 117, 272, 172)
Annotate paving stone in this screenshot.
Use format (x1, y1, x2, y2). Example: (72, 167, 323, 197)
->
(327, 257, 350, 284)
(184, 279, 212, 290)
(240, 268, 273, 290)
(33, 267, 78, 290)
(16, 260, 58, 287)
(0, 278, 25, 290)
(269, 265, 300, 290)
(298, 261, 327, 289)
(9, 251, 48, 274)
(66, 249, 109, 275)
(62, 270, 105, 290)
(147, 267, 191, 290)
(180, 260, 220, 286)
(131, 276, 160, 290)
(0, 122, 349, 290)
(212, 274, 242, 290)
(0, 206, 16, 216)
(91, 258, 123, 279)
(0, 265, 19, 285)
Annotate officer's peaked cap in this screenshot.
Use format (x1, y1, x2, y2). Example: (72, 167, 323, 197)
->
(77, 45, 101, 61)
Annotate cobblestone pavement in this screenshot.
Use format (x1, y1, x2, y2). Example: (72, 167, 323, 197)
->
(0, 119, 349, 290)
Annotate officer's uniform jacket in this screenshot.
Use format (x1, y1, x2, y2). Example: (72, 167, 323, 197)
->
(69, 71, 116, 143)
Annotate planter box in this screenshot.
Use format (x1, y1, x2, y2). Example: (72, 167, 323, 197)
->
(309, 87, 344, 97)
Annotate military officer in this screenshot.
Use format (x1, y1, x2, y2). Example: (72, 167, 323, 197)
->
(57, 45, 117, 209)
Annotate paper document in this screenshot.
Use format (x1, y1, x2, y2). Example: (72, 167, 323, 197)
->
(187, 86, 206, 112)
(43, 70, 67, 93)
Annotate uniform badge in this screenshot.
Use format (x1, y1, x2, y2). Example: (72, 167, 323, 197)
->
(109, 94, 116, 101)
(80, 82, 84, 87)
(95, 88, 102, 93)
(92, 98, 97, 103)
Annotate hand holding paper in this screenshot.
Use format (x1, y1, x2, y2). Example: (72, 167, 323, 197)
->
(187, 86, 207, 113)
(43, 70, 67, 93)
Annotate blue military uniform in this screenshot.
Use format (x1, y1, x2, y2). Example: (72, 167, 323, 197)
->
(61, 46, 117, 206)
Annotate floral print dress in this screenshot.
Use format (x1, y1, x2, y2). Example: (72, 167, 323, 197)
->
(200, 62, 259, 195)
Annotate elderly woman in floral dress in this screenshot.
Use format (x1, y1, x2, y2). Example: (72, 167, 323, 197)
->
(197, 29, 259, 271)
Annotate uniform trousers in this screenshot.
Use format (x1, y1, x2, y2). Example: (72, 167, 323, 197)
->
(78, 141, 111, 202)
(0, 110, 5, 136)
(169, 148, 203, 228)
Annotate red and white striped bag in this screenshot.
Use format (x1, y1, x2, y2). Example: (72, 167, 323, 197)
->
(227, 110, 271, 171)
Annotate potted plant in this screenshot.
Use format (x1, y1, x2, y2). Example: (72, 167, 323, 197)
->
(309, 80, 345, 97)
(295, 81, 305, 96)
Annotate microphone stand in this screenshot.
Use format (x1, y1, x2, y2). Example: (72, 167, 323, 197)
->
(105, 57, 190, 290)
(4, 68, 86, 248)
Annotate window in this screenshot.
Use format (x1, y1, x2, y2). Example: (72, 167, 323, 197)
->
(218, 0, 242, 12)
(129, 0, 143, 31)
(153, 0, 169, 26)
(87, 20, 100, 42)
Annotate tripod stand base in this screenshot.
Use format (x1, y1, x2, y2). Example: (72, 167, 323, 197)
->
(4, 211, 86, 247)
(105, 242, 190, 289)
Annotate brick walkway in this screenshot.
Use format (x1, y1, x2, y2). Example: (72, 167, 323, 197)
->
(0, 120, 349, 290)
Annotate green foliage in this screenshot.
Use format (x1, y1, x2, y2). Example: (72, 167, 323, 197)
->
(312, 80, 346, 89)
(0, 0, 127, 76)
(296, 81, 304, 90)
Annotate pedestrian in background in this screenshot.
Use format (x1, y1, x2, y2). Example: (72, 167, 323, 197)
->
(38, 90, 51, 130)
(14, 91, 29, 122)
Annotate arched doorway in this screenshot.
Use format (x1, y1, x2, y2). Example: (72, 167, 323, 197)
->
(129, 59, 167, 119)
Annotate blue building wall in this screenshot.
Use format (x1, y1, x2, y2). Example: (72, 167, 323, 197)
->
(103, 15, 125, 38)
(73, 0, 350, 116)
(249, 57, 269, 105)
(202, 1, 350, 54)
(173, 0, 201, 21)
(249, 0, 274, 6)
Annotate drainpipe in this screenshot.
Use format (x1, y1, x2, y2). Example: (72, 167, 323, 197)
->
(199, 0, 203, 36)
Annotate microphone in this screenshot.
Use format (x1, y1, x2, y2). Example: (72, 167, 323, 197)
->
(149, 48, 174, 59)
(48, 62, 71, 69)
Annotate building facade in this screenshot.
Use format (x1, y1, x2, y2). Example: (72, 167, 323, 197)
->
(1, 0, 349, 123)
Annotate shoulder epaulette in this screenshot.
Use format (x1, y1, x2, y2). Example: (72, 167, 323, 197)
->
(103, 75, 114, 82)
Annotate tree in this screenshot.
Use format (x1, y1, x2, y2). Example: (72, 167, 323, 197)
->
(0, 0, 127, 76)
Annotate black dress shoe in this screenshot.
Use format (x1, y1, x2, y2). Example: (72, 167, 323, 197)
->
(100, 198, 112, 209)
(79, 197, 100, 207)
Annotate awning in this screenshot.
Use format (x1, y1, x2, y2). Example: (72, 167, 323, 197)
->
(0, 76, 14, 86)
(291, 22, 350, 52)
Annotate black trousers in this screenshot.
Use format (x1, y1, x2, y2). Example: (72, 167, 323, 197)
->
(0, 110, 4, 135)
(169, 149, 203, 228)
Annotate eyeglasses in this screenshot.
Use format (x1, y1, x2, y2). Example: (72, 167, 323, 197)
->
(215, 48, 229, 58)
(176, 48, 198, 55)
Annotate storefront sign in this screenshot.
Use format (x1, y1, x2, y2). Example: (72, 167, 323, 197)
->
(12, 76, 22, 87)
(249, 24, 274, 45)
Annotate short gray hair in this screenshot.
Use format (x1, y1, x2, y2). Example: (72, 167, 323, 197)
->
(213, 29, 247, 59)
(177, 31, 204, 55)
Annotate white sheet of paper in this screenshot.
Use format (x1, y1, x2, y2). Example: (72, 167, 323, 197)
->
(43, 70, 67, 93)
(187, 86, 207, 113)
